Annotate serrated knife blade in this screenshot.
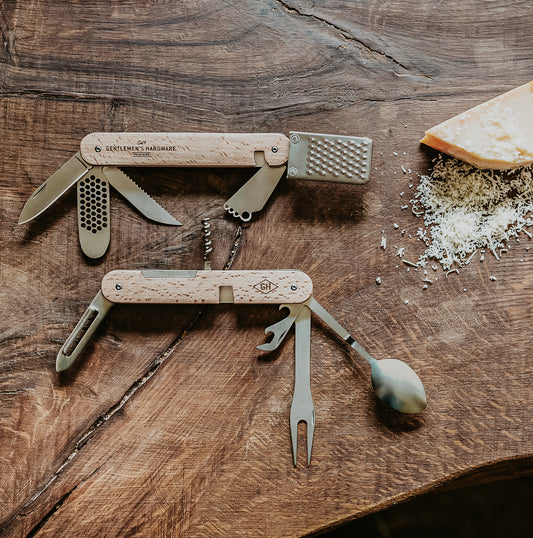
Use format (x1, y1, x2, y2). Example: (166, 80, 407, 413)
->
(102, 167, 181, 225)
(19, 152, 91, 224)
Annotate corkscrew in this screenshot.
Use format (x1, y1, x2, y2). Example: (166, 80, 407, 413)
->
(202, 217, 213, 270)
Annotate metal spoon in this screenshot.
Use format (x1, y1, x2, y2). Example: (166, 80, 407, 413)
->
(308, 298, 427, 413)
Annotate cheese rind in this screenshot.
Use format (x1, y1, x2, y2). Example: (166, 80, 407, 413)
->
(421, 81, 533, 169)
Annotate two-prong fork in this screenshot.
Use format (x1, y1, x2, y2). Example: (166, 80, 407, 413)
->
(290, 305, 315, 466)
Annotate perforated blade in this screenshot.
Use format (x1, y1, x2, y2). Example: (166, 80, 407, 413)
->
(286, 131, 372, 184)
(77, 168, 111, 259)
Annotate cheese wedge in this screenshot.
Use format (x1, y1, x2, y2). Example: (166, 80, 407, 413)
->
(421, 81, 533, 169)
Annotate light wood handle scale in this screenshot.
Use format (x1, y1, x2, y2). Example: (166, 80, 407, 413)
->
(101, 270, 312, 304)
(80, 133, 290, 167)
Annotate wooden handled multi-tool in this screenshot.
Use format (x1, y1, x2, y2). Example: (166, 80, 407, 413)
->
(19, 132, 372, 258)
(57, 269, 426, 467)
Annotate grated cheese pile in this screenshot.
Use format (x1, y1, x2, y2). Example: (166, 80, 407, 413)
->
(411, 156, 533, 269)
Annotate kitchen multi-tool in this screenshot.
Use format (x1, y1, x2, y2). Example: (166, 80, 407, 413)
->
(57, 269, 426, 467)
(19, 131, 372, 248)
(19, 152, 181, 258)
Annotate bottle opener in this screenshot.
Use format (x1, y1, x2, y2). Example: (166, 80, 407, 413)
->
(57, 269, 426, 467)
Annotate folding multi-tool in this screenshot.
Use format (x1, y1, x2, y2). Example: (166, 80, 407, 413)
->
(57, 269, 426, 466)
(19, 151, 181, 259)
(19, 132, 372, 258)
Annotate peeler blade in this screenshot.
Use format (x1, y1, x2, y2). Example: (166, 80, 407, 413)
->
(286, 131, 372, 184)
(56, 291, 114, 372)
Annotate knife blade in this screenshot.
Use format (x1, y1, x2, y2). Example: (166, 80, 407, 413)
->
(19, 152, 91, 224)
(102, 167, 181, 225)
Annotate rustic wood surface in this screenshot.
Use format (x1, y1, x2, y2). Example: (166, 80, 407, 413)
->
(1, 1, 532, 536)
(100, 270, 313, 304)
(80, 132, 290, 167)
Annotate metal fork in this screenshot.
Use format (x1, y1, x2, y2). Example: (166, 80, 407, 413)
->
(290, 305, 315, 466)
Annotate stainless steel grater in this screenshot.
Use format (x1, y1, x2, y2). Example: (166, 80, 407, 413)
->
(286, 131, 372, 184)
(20, 132, 374, 233)
(78, 132, 373, 220)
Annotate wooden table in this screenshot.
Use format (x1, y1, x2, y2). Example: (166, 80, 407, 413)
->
(1, 2, 532, 536)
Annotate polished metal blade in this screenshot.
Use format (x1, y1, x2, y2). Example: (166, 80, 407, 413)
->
(103, 167, 181, 225)
(290, 306, 315, 466)
(19, 152, 92, 224)
(56, 291, 114, 372)
(224, 152, 286, 222)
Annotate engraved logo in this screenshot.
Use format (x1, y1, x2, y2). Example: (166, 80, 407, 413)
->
(253, 279, 278, 294)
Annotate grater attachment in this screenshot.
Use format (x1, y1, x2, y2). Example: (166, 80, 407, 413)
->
(77, 170, 111, 258)
(286, 131, 372, 184)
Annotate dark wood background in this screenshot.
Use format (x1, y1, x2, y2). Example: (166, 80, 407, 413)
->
(1, 1, 532, 536)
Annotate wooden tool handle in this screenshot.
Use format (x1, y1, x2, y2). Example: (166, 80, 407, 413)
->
(101, 270, 312, 304)
(80, 133, 290, 167)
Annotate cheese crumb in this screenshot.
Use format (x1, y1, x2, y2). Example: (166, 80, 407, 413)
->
(411, 157, 533, 269)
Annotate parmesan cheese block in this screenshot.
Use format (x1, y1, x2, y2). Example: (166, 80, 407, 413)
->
(421, 81, 533, 169)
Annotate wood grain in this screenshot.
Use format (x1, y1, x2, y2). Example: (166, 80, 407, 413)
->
(80, 133, 290, 167)
(101, 269, 313, 304)
(1, 1, 532, 536)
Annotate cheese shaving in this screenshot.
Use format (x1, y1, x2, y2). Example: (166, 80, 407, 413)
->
(412, 156, 533, 269)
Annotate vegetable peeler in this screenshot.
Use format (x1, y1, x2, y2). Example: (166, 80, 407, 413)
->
(57, 269, 426, 467)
